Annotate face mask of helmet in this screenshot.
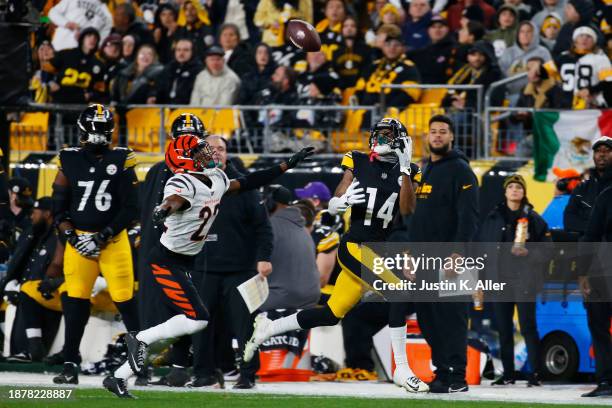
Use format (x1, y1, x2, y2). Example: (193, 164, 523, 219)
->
(370, 128, 398, 162)
(190, 142, 221, 173)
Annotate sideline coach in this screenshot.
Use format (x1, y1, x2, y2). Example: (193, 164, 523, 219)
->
(407, 114, 479, 393)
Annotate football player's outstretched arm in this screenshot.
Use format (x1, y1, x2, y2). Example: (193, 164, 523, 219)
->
(226, 147, 315, 193)
(152, 194, 189, 226)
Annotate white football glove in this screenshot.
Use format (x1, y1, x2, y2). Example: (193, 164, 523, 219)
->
(73, 233, 101, 259)
(393, 136, 413, 176)
(328, 179, 366, 215)
(91, 276, 108, 297)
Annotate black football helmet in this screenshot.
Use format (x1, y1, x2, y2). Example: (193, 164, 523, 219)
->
(368, 117, 408, 151)
(171, 113, 207, 139)
(77, 104, 114, 145)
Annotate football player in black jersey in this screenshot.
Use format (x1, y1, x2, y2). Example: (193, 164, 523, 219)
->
(51, 104, 140, 384)
(244, 118, 429, 392)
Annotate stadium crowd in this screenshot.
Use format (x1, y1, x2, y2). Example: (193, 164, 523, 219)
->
(27, 0, 611, 121)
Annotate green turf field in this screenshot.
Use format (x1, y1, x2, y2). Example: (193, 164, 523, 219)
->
(0, 387, 602, 408)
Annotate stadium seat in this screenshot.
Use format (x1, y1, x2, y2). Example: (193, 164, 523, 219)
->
(330, 109, 369, 153)
(209, 108, 240, 139)
(125, 108, 165, 152)
(10, 112, 49, 152)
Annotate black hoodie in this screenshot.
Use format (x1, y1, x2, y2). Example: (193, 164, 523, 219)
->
(407, 149, 479, 243)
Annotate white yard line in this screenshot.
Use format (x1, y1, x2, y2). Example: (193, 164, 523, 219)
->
(0, 372, 610, 405)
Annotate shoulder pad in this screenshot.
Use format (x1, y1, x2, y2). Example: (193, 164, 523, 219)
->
(113, 147, 137, 169)
(341, 151, 354, 170)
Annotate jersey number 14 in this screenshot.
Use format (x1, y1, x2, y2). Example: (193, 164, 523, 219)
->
(364, 187, 397, 229)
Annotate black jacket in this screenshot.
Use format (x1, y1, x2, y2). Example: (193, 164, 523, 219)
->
(407, 34, 460, 84)
(238, 61, 277, 105)
(112, 63, 164, 104)
(331, 40, 372, 89)
(156, 58, 203, 104)
(196, 163, 273, 272)
(407, 149, 479, 243)
(475, 202, 552, 284)
(583, 185, 612, 242)
(564, 167, 612, 235)
(227, 42, 255, 78)
(6, 224, 57, 283)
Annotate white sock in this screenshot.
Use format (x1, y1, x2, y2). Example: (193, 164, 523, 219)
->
(26, 328, 42, 338)
(390, 325, 414, 375)
(136, 315, 207, 345)
(268, 313, 301, 337)
(114, 361, 134, 380)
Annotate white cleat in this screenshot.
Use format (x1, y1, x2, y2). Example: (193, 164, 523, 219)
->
(393, 367, 429, 393)
(243, 314, 273, 363)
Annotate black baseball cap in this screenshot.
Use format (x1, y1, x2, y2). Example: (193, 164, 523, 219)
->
(205, 45, 225, 57)
(270, 185, 293, 205)
(34, 197, 53, 211)
(592, 136, 612, 150)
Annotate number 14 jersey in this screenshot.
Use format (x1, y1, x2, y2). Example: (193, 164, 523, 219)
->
(341, 151, 421, 243)
(160, 169, 230, 256)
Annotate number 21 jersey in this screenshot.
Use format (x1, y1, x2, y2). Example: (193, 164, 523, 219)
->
(160, 169, 230, 256)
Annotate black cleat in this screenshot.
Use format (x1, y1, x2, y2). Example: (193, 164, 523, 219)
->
(28, 338, 46, 362)
(125, 332, 148, 375)
(151, 366, 190, 387)
(103, 375, 135, 399)
(491, 376, 516, 386)
(582, 382, 612, 397)
(53, 362, 79, 384)
(134, 366, 152, 386)
(232, 375, 255, 389)
(527, 373, 542, 387)
(189, 369, 225, 388)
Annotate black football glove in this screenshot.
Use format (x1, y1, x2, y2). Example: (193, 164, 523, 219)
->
(37, 277, 65, 300)
(152, 206, 170, 226)
(92, 227, 114, 248)
(286, 146, 315, 169)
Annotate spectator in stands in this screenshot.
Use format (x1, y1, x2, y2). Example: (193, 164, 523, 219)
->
(112, 3, 154, 46)
(239, 43, 276, 104)
(153, 3, 180, 64)
(447, 0, 496, 31)
(506, 0, 537, 21)
(545, 26, 611, 108)
(553, 0, 595, 56)
(370, 23, 401, 54)
(31, 40, 55, 103)
(315, 0, 345, 60)
(532, 0, 566, 30)
(295, 71, 343, 132)
(541, 167, 581, 230)
(484, 4, 520, 58)
(218, 23, 254, 77)
(457, 20, 486, 63)
(477, 174, 549, 387)
(539, 13, 562, 51)
(297, 50, 333, 98)
(355, 29, 422, 108)
(176, 0, 215, 60)
(97, 34, 124, 103)
(407, 16, 460, 84)
(365, 3, 403, 48)
(332, 15, 372, 89)
(401, 0, 432, 50)
(121, 34, 137, 65)
(155, 39, 203, 105)
(460, 4, 485, 28)
(261, 186, 320, 311)
(48, 0, 112, 51)
(111, 44, 163, 105)
(255, 0, 313, 47)
(510, 57, 563, 155)
(45, 27, 105, 104)
(208, 0, 258, 42)
(255, 65, 298, 128)
(499, 21, 552, 96)
(190, 45, 241, 106)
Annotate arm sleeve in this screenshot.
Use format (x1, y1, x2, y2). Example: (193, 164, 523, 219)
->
(231, 163, 284, 192)
(454, 167, 480, 242)
(249, 191, 274, 262)
(107, 167, 139, 235)
(48, 0, 70, 27)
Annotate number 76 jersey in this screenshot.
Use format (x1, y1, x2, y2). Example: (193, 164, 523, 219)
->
(59, 147, 137, 232)
(160, 169, 230, 256)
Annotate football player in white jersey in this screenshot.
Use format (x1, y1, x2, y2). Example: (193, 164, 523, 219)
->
(103, 135, 314, 398)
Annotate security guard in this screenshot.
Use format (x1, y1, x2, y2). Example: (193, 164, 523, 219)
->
(51, 104, 139, 384)
(0, 198, 62, 361)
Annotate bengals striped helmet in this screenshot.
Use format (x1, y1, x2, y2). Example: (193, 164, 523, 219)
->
(165, 135, 219, 174)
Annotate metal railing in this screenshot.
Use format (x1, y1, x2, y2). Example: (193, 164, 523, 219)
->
(381, 84, 483, 158)
(483, 73, 529, 159)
